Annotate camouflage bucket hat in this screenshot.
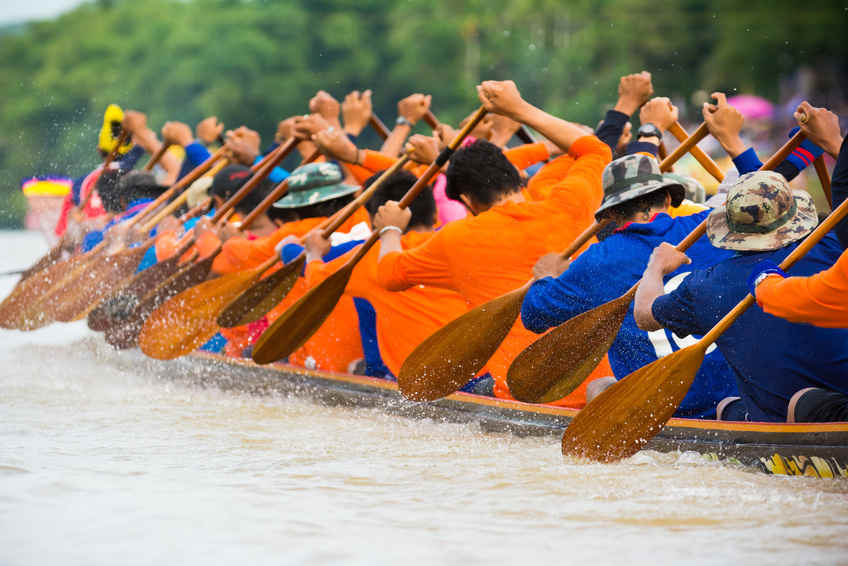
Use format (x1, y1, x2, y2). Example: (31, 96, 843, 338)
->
(663, 172, 705, 204)
(273, 162, 358, 209)
(595, 154, 685, 220)
(706, 171, 817, 251)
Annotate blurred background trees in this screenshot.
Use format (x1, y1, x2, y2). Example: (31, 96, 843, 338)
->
(0, 0, 846, 226)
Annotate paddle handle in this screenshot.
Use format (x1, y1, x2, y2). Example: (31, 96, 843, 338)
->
(142, 143, 172, 172)
(239, 149, 321, 230)
(251, 139, 287, 173)
(558, 219, 611, 260)
(761, 131, 806, 171)
(179, 197, 212, 223)
(423, 111, 440, 130)
(320, 154, 411, 238)
(369, 115, 391, 140)
(127, 146, 227, 229)
(814, 156, 832, 208)
(658, 141, 668, 161)
(210, 137, 299, 224)
(667, 122, 724, 182)
(659, 123, 708, 173)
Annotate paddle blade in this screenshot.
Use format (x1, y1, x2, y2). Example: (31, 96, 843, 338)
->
(106, 254, 212, 350)
(398, 285, 529, 402)
(251, 263, 353, 365)
(507, 288, 635, 403)
(561, 344, 707, 462)
(88, 251, 184, 331)
(217, 254, 304, 328)
(0, 251, 96, 330)
(138, 265, 263, 360)
(49, 245, 149, 323)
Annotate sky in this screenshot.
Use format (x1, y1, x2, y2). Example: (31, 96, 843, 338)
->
(0, 0, 84, 25)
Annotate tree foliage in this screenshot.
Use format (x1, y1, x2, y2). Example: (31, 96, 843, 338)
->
(0, 0, 845, 226)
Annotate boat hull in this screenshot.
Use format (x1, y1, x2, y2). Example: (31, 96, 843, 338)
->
(140, 352, 848, 478)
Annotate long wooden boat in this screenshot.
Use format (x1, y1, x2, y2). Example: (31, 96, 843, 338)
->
(143, 351, 848, 479)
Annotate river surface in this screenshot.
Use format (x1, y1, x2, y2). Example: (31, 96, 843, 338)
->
(0, 230, 846, 566)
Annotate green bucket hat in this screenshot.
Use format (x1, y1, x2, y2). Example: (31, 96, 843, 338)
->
(273, 162, 358, 209)
(594, 154, 686, 220)
(706, 171, 817, 251)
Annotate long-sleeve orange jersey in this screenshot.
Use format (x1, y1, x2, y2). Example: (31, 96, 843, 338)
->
(350, 143, 551, 185)
(755, 248, 848, 328)
(211, 208, 371, 275)
(375, 135, 614, 406)
(304, 230, 473, 378)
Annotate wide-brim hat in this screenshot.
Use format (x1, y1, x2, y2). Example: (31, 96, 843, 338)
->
(706, 170, 817, 251)
(595, 154, 685, 220)
(273, 162, 358, 209)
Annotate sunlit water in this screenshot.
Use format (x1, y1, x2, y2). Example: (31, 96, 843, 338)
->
(1, 230, 846, 566)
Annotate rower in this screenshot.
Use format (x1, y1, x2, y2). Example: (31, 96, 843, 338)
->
(373, 79, 613, 407)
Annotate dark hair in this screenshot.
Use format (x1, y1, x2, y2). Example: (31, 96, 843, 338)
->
(233, 178, 273, 216)
(603, 187, 670, 220)
(444, 140, 522, 207)
(363, 170, 436, 229)
(97, 170, 163, 213)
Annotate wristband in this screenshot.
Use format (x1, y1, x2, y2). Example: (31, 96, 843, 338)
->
(396, 116, 414, 128)
(747, 260, 787, 296)
(785, 127, 824, 170)
(378, 225, 403, 237)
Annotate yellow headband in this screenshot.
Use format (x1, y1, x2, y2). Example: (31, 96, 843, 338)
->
(98, 104, 133, 155)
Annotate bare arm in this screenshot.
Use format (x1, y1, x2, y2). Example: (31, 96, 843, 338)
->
(634, 242, 691, 331)
(477, 80, 588, 154)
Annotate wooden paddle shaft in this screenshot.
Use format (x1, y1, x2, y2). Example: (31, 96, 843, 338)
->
(423, 111, 439, 130)
(251, 139, 289, 173)
(339, 107, 488, 267)
(320, 155, 411, 238)
(667, 122, 724, 182)
(814, 156, 832, 208)
(210, 137, 299, 224)
(126, 146, 228, 229)
(369, 115, 391, 140)
(659, 123, 708, 172)
(239, 149, 320, 229)
(142, 143, 172, 172)
(141, 190, 192, 233)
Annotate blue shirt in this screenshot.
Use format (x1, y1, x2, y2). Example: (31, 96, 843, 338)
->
(652, 232, 848, 422)
(522, 210, 739, 418)
(81, 198, 152, 252)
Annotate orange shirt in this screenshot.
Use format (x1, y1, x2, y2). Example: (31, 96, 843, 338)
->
(212, 208, 371, 275)
(376, 135, 614, 406)
(305, 230, 472, 377)
(756, 248, 848, 328)
(228, 215, 366, 373)
(352, 143, 552, 185)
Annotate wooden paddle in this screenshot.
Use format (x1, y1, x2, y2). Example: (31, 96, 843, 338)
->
(396, 122, 724, 402)
(216, 154, 412, 329)
(142, 142, 172, 172)
(814, 155, 832, 208)
(667, 122, 725, 181)
(0, 147, 228, 330)
(11, 130, 133, 285)
(136, 145, 322, 359)
(250, 107, 489, 365)
(563, 155, 842, 462)
(505, 131, 806, 404)
(396, 219, 608, 401)
(22, 138, 283, 326)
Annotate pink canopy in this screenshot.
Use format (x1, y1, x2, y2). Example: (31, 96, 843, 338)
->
(727, 94, 775, 120)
